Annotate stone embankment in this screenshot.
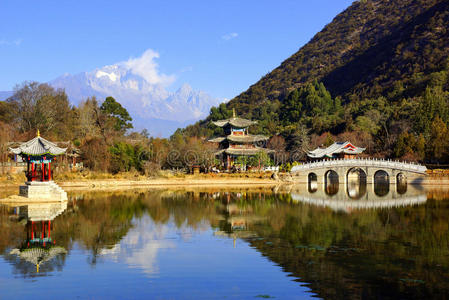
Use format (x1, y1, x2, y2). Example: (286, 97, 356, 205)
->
(59, 177, 277, 190)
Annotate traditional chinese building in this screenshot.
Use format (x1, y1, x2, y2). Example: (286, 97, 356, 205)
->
(307, 141, 365, 160)
(8, 131, 68, 201)
(209, 110, 273, 170)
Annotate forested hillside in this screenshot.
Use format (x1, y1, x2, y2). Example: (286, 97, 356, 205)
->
(181, 0, 449, 163)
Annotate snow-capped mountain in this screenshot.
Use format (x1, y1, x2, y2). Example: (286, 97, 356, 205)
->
(49, 49, 223, 137)
(0, 50, 223, 137)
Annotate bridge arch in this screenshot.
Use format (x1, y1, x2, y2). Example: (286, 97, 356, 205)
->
(308, 173, 318, 193)
(347, 180, 367, 200)
(347, 167, 367, 184)
(325, 170, 339, 185)
(374, 170, 390, 185)
(324, 170, 339, 196)
(374, 170, 390, 197)
(347, 167, 367, 199)
(397, 173, 407, 194)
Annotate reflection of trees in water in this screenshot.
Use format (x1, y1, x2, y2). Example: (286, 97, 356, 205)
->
(245, 197, 449, 299)
(105, 189, 449, 299)
(1, 188, 449, 298)
(0, 191, 151, 274)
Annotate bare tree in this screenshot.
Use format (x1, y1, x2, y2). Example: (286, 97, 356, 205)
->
(268, 135, 287, 165)
(0, 121, 13, 174)
(9, 81, 72, 137)
(77, 97, 101, 139)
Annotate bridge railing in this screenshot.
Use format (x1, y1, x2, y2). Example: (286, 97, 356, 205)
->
(290, 158, 427, 174)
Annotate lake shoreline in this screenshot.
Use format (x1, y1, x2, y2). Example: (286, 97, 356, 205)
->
(1, 174, 449, 191)
(0, 177, 278, 190)
(59, 177, 278, 190)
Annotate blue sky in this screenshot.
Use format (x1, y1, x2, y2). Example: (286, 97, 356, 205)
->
(0, 0, 353, 99)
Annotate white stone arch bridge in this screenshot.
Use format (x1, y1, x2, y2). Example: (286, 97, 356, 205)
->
(290, 158, 427, 185)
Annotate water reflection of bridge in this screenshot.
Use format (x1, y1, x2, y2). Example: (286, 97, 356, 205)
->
(286, 183, 426, 212)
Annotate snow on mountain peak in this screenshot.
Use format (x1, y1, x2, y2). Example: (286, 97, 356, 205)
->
(49, 49, 223, 137)
(96, 70, 119, 82)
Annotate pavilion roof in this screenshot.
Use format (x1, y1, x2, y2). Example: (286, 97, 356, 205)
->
(9, 135, 67, 157)
(208, 134, 269, 144)
(212, 117, 257, 128)
(208, 137, 226, 143)
(226, 135, 269, 143)
(220, 148, 275, 156)
(307, 141, 365, 158)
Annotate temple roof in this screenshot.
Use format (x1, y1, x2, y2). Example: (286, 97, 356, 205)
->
(227, 135, 269, 143)
(9, 135, 67, 157)
(216, 148, 275, 156)
(212, 117, 257, 128)
(307, 141, 365, 158)
(208, 137, 226, 143)
(208, 135, 269, 143)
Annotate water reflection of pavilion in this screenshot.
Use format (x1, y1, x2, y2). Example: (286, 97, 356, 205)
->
(213, 193, 265, 243)
(8, 201, 68, 273)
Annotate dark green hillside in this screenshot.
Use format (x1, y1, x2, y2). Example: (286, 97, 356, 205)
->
(180, 0, 449, 162)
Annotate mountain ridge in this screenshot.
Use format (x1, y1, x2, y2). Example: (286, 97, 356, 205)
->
(181, 0, 449, 161)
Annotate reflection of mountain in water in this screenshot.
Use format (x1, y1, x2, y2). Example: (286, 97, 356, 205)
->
(98, 215, 175, 277)
(1, 188, 449, 299)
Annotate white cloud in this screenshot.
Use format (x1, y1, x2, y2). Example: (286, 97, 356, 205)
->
(0, 38, 22, 46)
(121, 49, 176, 86)
(221, 32, 238, 41)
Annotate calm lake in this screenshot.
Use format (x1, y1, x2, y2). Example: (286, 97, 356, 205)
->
(0, 184, 448, 299)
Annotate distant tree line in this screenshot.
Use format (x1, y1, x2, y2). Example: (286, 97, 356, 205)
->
(0, 81, 215, 175)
